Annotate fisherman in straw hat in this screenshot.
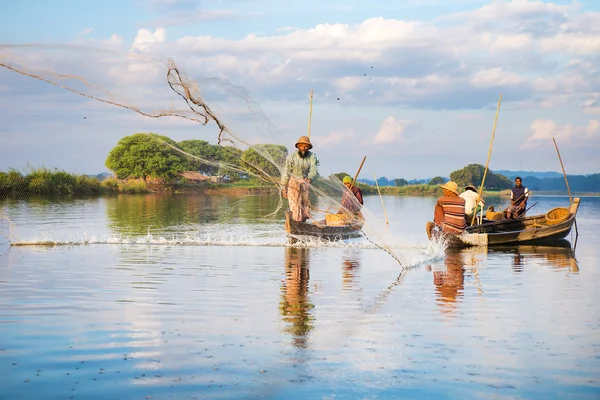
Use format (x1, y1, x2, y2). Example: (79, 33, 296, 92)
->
(426, 181, 467, 240)
(281, 135, 319, 222)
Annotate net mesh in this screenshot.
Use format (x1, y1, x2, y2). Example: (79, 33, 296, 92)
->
(0, 44, 409, 263)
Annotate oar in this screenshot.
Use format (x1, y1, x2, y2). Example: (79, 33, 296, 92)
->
(471, 93, 503, 226)
(552, 137, 572, 205)
(350, 156, 366, 189)
(307, 89, 313, 140)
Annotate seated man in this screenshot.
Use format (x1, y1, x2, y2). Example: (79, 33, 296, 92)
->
(426, 181, 467, 240)
(459, 184, 485, 221)
(503, 177, 529, 219)
(338, 175, 364, 215)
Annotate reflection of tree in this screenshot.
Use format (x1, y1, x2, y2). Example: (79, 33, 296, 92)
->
(279, 247, 314, 348)
(106, 193, 283, 235)
(432, 250, 465, 315)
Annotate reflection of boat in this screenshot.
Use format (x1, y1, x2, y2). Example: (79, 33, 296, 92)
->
(489, 241, 579, 272)
(284, 211, 363, 241)
(441, 198, 580, 248)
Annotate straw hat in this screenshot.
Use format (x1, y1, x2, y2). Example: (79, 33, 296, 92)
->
(440, 181, 459, 195)
(465, 184, 477, 192)
(295, 135, 313, 149)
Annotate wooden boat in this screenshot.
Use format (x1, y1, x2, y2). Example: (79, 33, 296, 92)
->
(433, 198, 580, 248)
(284, 211, 364, 241)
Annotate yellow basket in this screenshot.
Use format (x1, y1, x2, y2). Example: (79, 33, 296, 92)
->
(545, 207, 570, 225)
(486, 210, 504, 221)
(325, 213, 353, 226)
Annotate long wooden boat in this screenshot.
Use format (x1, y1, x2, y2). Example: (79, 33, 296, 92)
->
(284, 211, 364, 241)
(434, 198, 580, 248)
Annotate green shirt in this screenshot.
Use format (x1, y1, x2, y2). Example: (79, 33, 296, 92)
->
(281, 151, 319, 186)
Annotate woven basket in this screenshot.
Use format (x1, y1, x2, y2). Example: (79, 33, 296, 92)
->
(486, 210, 504, 221)
(326, 213, 352, 226)
(545, 207, 570, 225)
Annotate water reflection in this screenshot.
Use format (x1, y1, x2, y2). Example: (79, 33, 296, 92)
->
(106, 193, 284, 235)
(280, 247, 314, 348)
(342, 249, 361, 291)
(430, 250, 465, 315)
(490, 242, 579, 273)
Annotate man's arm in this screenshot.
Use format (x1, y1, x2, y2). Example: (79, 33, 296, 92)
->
(306, 153, 319, 181)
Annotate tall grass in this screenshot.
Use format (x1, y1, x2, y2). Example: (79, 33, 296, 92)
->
(0, 168, 149, 198)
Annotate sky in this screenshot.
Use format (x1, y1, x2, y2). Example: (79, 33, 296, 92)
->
(1, 0, 600, 180)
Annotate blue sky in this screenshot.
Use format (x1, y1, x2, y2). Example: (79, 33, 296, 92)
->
(2, 0, 600, 179)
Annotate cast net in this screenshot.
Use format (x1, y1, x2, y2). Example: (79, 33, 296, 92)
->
(0, 45, 415, 263)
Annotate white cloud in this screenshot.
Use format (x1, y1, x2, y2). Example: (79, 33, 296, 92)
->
(316, 129, 356, 147)
(523, 118, 600, 149)
(470, 68, 526, 88)
(79, 28, 94, 36)
(131, 28, 167, 52)
(374, 117, 409, 144)
(102, 34, 124, 49)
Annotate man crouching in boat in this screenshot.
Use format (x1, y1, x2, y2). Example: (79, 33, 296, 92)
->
(281, 136, 319, 222)
(426, 181, 467, 240)
(338, 175, 364, 219)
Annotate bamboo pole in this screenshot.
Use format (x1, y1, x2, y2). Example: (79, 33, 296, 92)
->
(351, 156, 367, 188)
(552, 137, 573, 205)
(307, 89, 313, 139)
(374, 174, 389, 226)
(471, 93, 502, 226)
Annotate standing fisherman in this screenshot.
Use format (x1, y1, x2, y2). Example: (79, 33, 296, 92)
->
(281, 136, 319, 222)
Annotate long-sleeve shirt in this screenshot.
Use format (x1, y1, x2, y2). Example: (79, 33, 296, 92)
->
(280, 151, 319, 187)
(341, 186, 363, 213)
(459, 190, 484, 215)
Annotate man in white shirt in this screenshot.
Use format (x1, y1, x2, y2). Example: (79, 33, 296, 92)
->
(459, 185, 485, 220)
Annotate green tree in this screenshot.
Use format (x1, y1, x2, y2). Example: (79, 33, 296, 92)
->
(106, 133, 187, 182)
(241, 144, 288, 179)
(217, 146, 244, 181)
(428, 176, 446, 185)
(178, 139, 221, 175)
(450, 164, 512, 190)
(394, 178, 409, 187)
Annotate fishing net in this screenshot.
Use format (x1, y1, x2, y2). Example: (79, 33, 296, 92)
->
(0, 44, 406, 263)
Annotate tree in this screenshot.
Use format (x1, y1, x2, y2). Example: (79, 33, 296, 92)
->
(394, 178, 409, 187)
(217, 146, 244, 181)
(449, 164, 512, 190)
(241, 144, 288, 179)
(178, 139, 221, 175)
(428, 176, 446, 185)
(105, 133, 187, 182)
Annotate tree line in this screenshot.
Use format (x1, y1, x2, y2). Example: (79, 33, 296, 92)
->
(105, 133, 287, 183)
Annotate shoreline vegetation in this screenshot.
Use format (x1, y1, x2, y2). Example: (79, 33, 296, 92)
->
(1, 168, 598, 199)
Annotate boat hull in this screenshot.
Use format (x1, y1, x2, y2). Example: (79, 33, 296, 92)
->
(284, 211, 363, 241)
(434, 198, 580, 248)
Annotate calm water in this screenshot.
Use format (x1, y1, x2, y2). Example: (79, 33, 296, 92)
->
(0, 194, 599, 399)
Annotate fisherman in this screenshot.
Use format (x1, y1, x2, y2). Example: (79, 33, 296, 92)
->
(503, 177, 529, 219)
(426, 181, 467, 240)
(281, 136, 319, 222)
(338, 175, 364, 215)
(459, 184, 485, 220)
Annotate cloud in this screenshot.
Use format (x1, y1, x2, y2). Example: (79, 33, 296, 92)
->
(148, 9, 237, 27)
(522, 118, 600, 148)
(131, 28, 166, 52)
(79, 28, 94, 36)
(316, 129, 356, 147)
(374, 117, 410, 144)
